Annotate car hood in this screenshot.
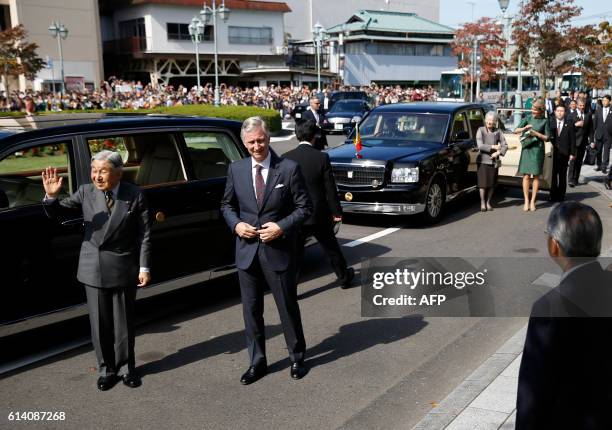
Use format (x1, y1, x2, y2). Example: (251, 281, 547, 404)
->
(327, 140, 443, 164)
(326, 111, 363, 119)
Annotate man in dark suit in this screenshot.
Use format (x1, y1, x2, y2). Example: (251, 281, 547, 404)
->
(284, 120, 354, 289)
(592, 95, 612, 179)
(300, 95, 328, 150)
(549, 104, 575, 201)
(516, 202, 612, 429)
(41, 151, 151, 391)
(221, 116, 313, 384)
(566, 98, 592, 187)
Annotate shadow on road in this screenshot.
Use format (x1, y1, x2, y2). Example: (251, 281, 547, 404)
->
(267, 316, 427, 374)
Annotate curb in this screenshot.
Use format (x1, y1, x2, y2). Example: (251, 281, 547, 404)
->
(411, 325, 527, 430)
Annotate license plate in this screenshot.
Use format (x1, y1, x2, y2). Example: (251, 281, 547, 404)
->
(334, 124, 343, 130)
(295, 113, 301, 118)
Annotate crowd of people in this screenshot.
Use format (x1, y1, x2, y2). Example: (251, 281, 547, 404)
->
(0, 77, 437, 118)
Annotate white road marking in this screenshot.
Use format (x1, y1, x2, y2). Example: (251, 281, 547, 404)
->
(342, 227, 402, 248)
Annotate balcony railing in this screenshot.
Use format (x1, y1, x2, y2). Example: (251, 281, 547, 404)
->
(287, 53, 329, 70)
(103, 37, 148, 54)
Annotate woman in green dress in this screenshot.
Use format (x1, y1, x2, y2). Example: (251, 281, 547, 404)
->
(514, 99, 550, 212)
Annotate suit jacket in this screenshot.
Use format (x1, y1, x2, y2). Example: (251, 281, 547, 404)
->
(566, 109, 592, 147)
(220, 151, 312, 271)
(283, 143, 341, 226)
(516, 261, 612, 429)
(300, 108, 329, 149)
(592, 106, 612, 141)
(550, 117, 576, 156)
(44, 182, 151, 288)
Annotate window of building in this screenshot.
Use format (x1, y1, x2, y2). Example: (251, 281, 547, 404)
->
(87, 134, 186, 187)
(0, 142, 72, 209)
(183, 132, 242, 180)
(119, 18, 146, 39)
(228, 26, 273, 45)
(167, 23, 214, 41)
(0, 5, 11, 31)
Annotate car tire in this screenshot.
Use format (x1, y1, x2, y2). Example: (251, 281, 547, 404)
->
(422, 178, 446, 225)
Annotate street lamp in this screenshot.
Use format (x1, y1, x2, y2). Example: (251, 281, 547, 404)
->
(188, 16, 206, 94)
(200, 0, 230, 106)
(497, 0, 511, 107)
(48, 21, 68, 95)
(312, 22, 326, 92)
(338, 24, 350, 86)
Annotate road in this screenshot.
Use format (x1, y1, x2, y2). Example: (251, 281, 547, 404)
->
(1, 129, 611, 430)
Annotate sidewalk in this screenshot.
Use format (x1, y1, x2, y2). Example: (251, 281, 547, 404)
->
(412, 166, 612, 430)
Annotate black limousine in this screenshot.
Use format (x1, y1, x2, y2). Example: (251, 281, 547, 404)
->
(0, 114, 249, 338)
(328, 102, 491, 223)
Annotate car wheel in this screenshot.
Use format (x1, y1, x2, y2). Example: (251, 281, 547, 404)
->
(422, 179, 445, 224)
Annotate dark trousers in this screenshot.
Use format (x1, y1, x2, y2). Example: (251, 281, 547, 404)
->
(568, 144, 586, 184)
(298, 222, 349, 283)
(238, 248, 305, 366)
(84, 284, 137, 376)
(595, 138, 611, 170)
(551, 151, 569, 201)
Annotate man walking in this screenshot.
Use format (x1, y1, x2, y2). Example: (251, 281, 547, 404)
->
(549, 104, 575, 201)
(300, 95, 328, 150)
(592, 94, 612, 178)
(284, 120, 355, 288)
(221, 117, 312, 384)
(42, 150, 151, 391)
(566, 98, 592, 187)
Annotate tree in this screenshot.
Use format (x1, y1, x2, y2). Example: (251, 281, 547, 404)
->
(0, 25, 46, 92)
(578, 21, 612, 90)
(511, 0, 592, 97)
(451, 17, 506, 97)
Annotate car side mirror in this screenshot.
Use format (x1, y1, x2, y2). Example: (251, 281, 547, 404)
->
(343, 126, 354, 137)
(452, 130, 470, 141)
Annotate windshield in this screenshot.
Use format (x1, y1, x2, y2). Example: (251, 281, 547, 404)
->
(439, 73, 463, 99)
(330, 101, 364, 113)
(357, 112, 449, 144)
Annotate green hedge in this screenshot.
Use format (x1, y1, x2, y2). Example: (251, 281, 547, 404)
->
(0, 105, 282, 133)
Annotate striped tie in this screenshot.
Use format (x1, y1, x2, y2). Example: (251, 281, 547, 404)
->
(104, 191, 114, 212)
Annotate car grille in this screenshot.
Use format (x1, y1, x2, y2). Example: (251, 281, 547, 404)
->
(332, 163, 386, 187)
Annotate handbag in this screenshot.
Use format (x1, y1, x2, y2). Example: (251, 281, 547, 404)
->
(584, 146, 597, 165)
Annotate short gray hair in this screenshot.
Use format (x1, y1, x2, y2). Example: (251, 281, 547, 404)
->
(241, 116, 269, 140)
(92, 150, 124, 170)
(545, 202, 602, 258)
(485, 110, 498, 123)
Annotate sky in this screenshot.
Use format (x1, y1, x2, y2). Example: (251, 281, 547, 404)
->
(438, 0, 612, 29)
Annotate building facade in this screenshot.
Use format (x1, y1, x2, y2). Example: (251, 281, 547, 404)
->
(326, 10, 456, 87)
(0, 0, 103, 92)
(101, 0, 325, 88)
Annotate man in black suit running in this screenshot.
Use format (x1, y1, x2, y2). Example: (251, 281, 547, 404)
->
(284, 120, 354, 288)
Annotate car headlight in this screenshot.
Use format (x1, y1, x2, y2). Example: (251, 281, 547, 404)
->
(391, 166, 419, 183)
(351, 116, 362, 123)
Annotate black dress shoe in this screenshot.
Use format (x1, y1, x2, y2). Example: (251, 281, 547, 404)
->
(97, 375, 120, 391)
(605, 179, 611, 190)
(340, 267, 355, 289)
(122, 373, 142, 388)
(595, 166, 602, 171)
(568, 182, 576, 188)
(240, 364, 267, 385)
(290, 360, 308, 380)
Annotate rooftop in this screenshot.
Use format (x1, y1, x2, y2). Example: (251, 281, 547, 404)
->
(110, 0, 291, 13)
(327, 10, 455, 35)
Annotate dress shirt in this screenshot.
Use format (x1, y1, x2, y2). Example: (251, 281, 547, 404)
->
(604, 107, 610, 120)
(251, 151, 271, 197)
(308, 107, 320, 123)
(557, 120, 564, 135)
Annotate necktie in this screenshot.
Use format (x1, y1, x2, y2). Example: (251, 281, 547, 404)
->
(255, 165, 265, 208)
(104, 191, 114, 212)
(557, 122, 562, 136)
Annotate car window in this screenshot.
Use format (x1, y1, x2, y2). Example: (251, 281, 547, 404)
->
(0, 142, 72, 209)
(182, 132, 242, 180)
(359, 112, 448, 143)
(87, 133, 186, 186)
(467, 109, 485, 136)
(451, 112, 470, 141)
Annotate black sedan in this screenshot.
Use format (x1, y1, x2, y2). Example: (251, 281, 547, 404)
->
(328, 102, 489, 224)
(322, 100, 370, 134)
